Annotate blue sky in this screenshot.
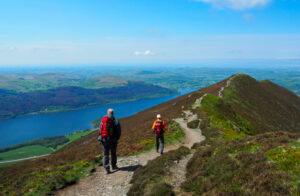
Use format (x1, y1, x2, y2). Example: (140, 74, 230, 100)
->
(0, 0, 299, 65)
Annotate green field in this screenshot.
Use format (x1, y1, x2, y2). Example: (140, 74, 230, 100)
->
(0, 74, 128, 92)
(56, 129, 95, 150)
(0, 129, 95, 167)
(0, 145, 53, 161)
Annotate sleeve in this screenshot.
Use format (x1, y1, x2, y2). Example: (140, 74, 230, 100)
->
(99, 118, 102, 135)
(152, 121, 156, 130)
(163, 121, 168, 131)
(115, 119, 122, 140)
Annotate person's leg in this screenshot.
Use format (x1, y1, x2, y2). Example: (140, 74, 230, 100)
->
(102, 141, 110, 172)
(160, 135, 165, 154)
(111, 141, 117, 169)
(155, 135, 159, 153)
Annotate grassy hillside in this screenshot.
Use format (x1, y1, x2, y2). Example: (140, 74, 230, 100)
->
(1, 74, 299, 195)
(0, 80, 177, 119)
(180, 74, 300, 195)
(128, 74, 300, 195)
(0, 145, 53, 161)
(222, 74, 300, 132)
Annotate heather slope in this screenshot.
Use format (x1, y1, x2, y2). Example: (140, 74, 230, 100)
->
(0, 77, 200, 195)
(1, 74, 299, 195)
(183, 74, 300, 195)
(223, 74, 300, 133)
(129, 74, 300, 195)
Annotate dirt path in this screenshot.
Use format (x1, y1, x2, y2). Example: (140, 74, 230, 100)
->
(55, 97, 206, 196)
(218, 75, 235, 98)
(0, 154, 50, 164)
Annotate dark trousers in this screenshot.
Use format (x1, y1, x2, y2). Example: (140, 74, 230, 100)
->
(101, 140, 117, 171)
(155, 135, 165, 153)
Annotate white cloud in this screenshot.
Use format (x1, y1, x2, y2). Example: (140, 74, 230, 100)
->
(1, 34, 300, 65)
(133, 50, 154, 56)
(194, 0, 272, 10)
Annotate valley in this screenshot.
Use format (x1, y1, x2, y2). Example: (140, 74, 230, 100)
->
(0, 76, 177, 120)
(1, 1, 299, 195)
(1, 74, 299, 195)
(0, 89, 194, 166)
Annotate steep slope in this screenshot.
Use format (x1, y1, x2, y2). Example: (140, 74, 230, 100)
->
(1, 74, 299, 195)
(0, 79, 203, 195)
(129, 74, 300, 195)
(222, 74, 300, 132)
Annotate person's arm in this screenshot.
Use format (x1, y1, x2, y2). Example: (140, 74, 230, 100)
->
(98, 118, 103, 141)
(99, 118, 103, 135)
(152, 121, 157, 133)
(152, 121, 156, 130)
(115, 119, 121, 140)
(163, 121, 168, 131)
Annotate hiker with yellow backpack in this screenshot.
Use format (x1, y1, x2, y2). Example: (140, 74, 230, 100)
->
(152, 114, 168, 154)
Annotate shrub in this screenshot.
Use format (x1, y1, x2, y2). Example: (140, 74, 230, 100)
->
(128, 147, 190, 196)
(150, 183, 175, 196)
(187, 119, 200, 129)
(183, 132, 300, 195)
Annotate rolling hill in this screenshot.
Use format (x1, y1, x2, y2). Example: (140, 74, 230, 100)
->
(0, 74, 299, 195)
(0, 80, 177, 120)
(0, 73, 130, 92)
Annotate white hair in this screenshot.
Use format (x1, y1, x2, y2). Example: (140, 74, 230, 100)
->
(107, 108, 114, 115)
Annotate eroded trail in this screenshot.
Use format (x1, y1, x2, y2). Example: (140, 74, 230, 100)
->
(218, 75, 235, 98)
(55, 96, 206, 196)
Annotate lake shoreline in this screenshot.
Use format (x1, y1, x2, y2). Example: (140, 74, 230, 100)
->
(0, 91, 179, 121)
(0, 88, 196, 148)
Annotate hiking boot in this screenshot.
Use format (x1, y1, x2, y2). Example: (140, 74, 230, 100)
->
(112, 165, 119, 170)
(106, 169, 111, 174)
(160, 152, 163, 155)
(105, 167, 111, 174)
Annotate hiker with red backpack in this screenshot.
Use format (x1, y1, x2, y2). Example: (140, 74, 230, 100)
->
(98, 108, 121, 174)
(152, 114, 168, 154)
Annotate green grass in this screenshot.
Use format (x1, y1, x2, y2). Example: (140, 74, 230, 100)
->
(266, 144, 300, 195)
(0, 129, 95, 168)
(134, 121, 186, 155)
(183, 133, 297, 195)
(0, 159, 100, 196)
(56, 129, 95, 150)
(0, 136, 69, 154)
(181, 76, 300, 195)
(199, 94, 257, 140)
(0, 145, 53, 161)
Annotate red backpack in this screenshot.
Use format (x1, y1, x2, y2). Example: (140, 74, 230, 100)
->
(99, 116, 114, 138)
(155, 120, 164, 136)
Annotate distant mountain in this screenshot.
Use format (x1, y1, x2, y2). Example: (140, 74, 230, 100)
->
(0, 80, 177, 120)
(1, 74, 299, 195)
(0, 73, 79, 92)
(136, 70, 159, 75)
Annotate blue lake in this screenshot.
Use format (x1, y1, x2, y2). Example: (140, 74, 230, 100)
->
(0, 89, 195, 148)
